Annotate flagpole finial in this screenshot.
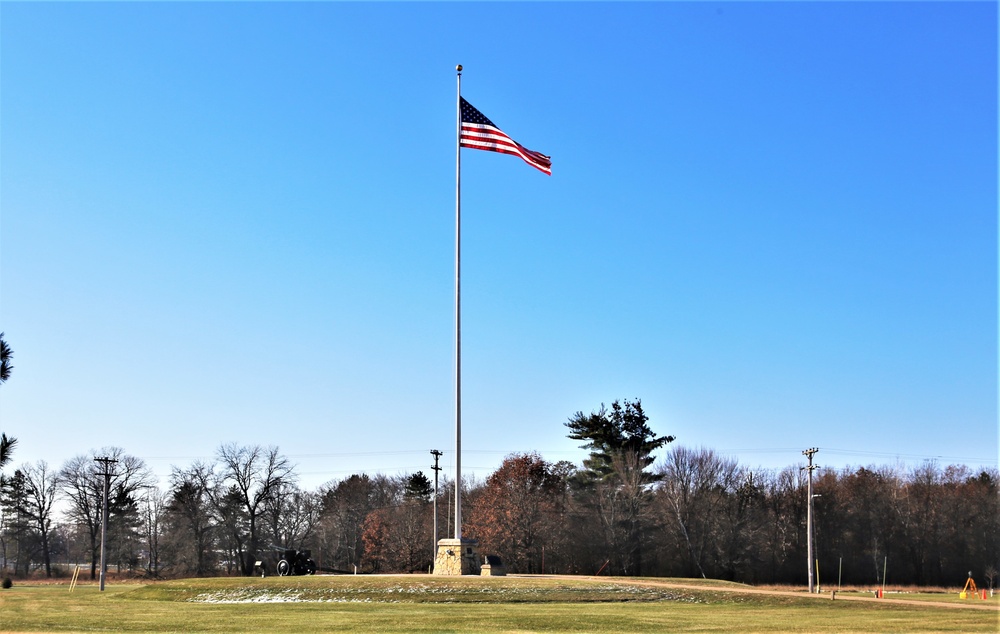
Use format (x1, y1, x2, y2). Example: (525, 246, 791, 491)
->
(456, 64, 463, 72)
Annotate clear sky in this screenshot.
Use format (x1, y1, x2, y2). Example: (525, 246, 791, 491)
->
(1, 2, 996, 492)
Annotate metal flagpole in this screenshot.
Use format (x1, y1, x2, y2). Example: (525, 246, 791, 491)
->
(454, 64, 463, 540)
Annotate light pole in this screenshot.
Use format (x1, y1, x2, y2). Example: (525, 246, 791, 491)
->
(802, 448, 818, 593)
(94, 456, 117, 592)
(431, 449, 442, 567)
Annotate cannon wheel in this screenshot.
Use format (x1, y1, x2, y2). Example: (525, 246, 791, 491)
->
(305, 560, 316, 575)
(277, 559, 291, 576)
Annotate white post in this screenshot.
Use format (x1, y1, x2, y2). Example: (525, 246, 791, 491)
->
(882, 556, 888, 595)
(454, 64, 463, 540)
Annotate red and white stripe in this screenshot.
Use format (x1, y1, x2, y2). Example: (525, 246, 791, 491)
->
(461, 123, 552, 176)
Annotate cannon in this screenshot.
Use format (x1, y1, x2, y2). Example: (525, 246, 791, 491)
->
(265, 545, 317, 576)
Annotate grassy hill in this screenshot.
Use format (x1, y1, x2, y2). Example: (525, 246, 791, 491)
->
(1, 574, 996, 633)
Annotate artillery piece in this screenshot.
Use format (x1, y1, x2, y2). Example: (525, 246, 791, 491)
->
(266, 545, 317, 576)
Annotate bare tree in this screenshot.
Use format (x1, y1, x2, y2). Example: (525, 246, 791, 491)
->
(655, 446, 742, 579)
(163, 462, 218, 576)
(762, 466, 805, 582)
(357, 473, 435, 574)
(59, 448, 153, 579)
(316, 473, 396, 572)
(840, 465, 903, 584)
(213, 484, 249, 575)
(16, 462, 60, 577)
(216, 444, 294, 575)
(59, 456, 101, 579)
(141, 487, 166, 577)
(262, 482, 320, 550)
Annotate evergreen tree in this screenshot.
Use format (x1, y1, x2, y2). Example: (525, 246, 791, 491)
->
(566, 399, 674, 483)
(0, 332, 12, 384)
(404, 472, 433, 501)
(565, 399, 675, 575)
(0, 333, 16, 488)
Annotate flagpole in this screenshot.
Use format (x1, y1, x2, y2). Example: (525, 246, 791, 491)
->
(454, 64, 463, 540)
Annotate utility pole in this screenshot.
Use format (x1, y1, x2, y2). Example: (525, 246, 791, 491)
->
(802, 447, 819, 594)
(430, 449, 443, 564)
(94, 456, 118, 592)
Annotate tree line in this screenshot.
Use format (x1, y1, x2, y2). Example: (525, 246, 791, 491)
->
(1, 398, 997, 588)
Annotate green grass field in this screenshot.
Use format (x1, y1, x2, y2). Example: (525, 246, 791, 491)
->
(0, 575, 996, 633)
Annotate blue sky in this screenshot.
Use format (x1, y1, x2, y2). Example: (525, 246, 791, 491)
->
(1, 2, 996, 491)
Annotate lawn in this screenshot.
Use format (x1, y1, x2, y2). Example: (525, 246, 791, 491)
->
(0, 575, 996, 633)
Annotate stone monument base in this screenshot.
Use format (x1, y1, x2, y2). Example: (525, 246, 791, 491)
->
(432, 538, 481, 575)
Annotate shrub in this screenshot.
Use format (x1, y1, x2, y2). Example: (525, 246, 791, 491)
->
(2, 578, 12, 589)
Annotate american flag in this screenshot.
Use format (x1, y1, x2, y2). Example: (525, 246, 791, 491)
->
(460, 97, 551, 175)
